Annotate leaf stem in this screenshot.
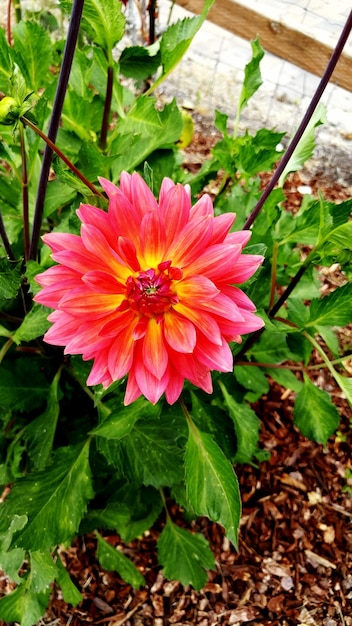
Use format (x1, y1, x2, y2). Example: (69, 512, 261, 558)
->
(20, 116, 104, 198)
(19, 123, 30, 261)
(0, 211, 14, 260)
(235, 355, 352, 371)
(100, 64, 114, 152)
(268, 242, 278, 311)
(0, 337, 13, 364)
(302, 330, 340, 382)
(242, 10, 352, 231)
(29, 0, 85, 261)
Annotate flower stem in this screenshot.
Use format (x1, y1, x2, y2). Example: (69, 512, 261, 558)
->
(100, 64, 114, 152)
(21, 116, 104, 199)
(0, 211, 14, 260)
(268, 241, 278, 311)
(242, 10, 352, 231)
(19, 123, 30, 261)
(0, 338, 13, 364)
(29, 0, 85, 261)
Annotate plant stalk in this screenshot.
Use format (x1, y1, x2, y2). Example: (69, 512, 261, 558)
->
(0, 211, 14, 260)
(21, 116, 104, 199)
(29, 0, 85, 261)
(242, 10, 352, 231)
(100, 64, 114, 152)
(19, 123, 30, 261)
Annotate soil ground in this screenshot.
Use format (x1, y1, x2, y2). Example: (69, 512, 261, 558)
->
(5, 116, 352, 626)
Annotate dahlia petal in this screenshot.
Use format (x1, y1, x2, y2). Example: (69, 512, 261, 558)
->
(107, 188, 143, 242)
(226, 230, 252, 247)
(129, 172, 158, 215)
(42, 232, 81, 253)
(159, 184, 191, 248)
(195, 336, 233, 372)
(195, 292, 245, 322)
(168, 215, 213, 267)
(173, 302, 222, 345)
(34, 277, 80, 308)
(218, 309, 264, 340)
(124, 370, 143, 405)
(108, 327, 135, 381)
(134, 359, 169, 404)
(164, 367, 185, 404)
(211, 213, 236, 244)
(80, 223, 131, 280)
(143, 318, 168, 380)
(60, 288, 123, 318)
(140, 211, 165, 267)
(43, 311, 78, 346)
(176, 275, 219, 303)
(168, 346, 213, 394)
(117, 237, 140, 272)
(163, 312, 197, 353)
(221, 285, 258, 311)
(98, 177, 119, 198)
(77, 203, 123, 252)
(190, 194, 214, 218)
(82, 270, 126, 294)
(35, 265, 80, 286)
(52, 247, 110, 274)
(158, 177, 175, 203)
(187, 243, 242, 281)
(86, 350, 112, 387)
(230, 254, 264, 283)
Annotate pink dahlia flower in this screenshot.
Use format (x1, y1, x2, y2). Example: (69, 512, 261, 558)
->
(35, 172, 264, 405)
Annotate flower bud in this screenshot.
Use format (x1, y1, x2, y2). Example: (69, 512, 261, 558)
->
(0, 96, 22, 126)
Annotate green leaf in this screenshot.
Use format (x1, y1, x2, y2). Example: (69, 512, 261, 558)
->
(317, 221, 352, 258)
(185, 422, 241, 547)
(154, 0, 215, 89)
(91, 397, 156, 439)
(0, 27, 13, 91)
(12, 304, 51, 344)
(55, 553, 82, 605)
(23, 369, 61, 470)
(248, 330, 291, 364)
(111, 97, 183, 179)
(306, 283, 352, 327)
(0, 442, 93, 551)
(265, 367, 303, 393)
(157, 519, 215, 590)
(287, 297, 310, 327)
(279, 103, 327, 185)
(13, 21, 52, 91)
(233, 364, 269, 401)
(0, 582, 49, 626)
(62, 0, 125, 62)
(84, 484, 162, 542)
(96, 404, 186, 488)
(333, 373, 352, 409)
(96, 532, 145, 588)
(0, 358, 48, 413)
(293, 374, 340, 443)
(0, 515, 27, 584)
(0, 258, 22, 299)
(315, 325, 339, 357)
(119, 45, 161, 80)
(29, 551, 57, 593)
(219, 380, 261, 463)
(238, 38, 264, 115)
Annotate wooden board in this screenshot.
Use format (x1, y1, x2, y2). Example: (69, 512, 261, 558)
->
(174, 0, 352, 92)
